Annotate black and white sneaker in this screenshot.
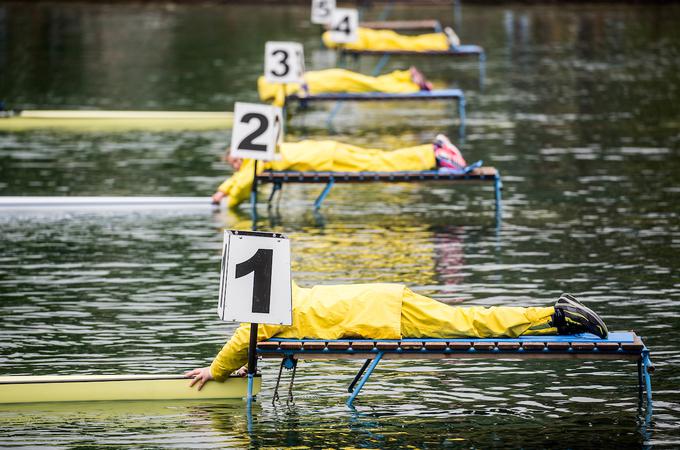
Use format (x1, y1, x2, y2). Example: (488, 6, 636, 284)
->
(552, 294, 609, 339)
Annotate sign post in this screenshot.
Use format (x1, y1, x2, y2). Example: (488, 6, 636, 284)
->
(217, 230, 292, 401)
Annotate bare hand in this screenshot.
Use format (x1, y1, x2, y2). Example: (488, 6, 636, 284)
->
(235, 365, 248, 377)
(185, 367, 213, 391)
(211, 191, 226, 205)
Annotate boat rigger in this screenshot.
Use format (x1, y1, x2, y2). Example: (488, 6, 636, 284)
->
(0, 110, 233, 131)
(0, 374, 260, 404)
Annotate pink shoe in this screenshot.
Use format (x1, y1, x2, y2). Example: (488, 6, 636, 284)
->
(434, 134, 467, 169)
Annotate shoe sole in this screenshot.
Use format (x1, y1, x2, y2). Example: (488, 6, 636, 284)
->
(557, 294, 609, 338)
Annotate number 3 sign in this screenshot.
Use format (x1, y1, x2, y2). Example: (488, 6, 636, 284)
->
(230, 102, 283, 161)
(265, 41, 305, 85)
(218, 230, 292, 325)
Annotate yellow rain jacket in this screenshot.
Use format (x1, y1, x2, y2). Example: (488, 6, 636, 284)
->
(210, 282, 556, 380)
(217, 140, 435, 208)
(322, 27, 450, 52)
(258, 68, 420, 107)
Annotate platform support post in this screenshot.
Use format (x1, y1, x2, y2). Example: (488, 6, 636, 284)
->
(346, 352, 383, 408)
(642, 350, 653, 406)
(348, 359, 373, 393)
(494, 173, 503, 217)
(314, 179, 335, 210)
(250, 161, 259, 230)
(479, 51, 486, 89)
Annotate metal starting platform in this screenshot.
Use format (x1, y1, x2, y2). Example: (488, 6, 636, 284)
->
(253, 166, 501, 213)
(285, 88, 466, 126)
(257, 331, 653, 407)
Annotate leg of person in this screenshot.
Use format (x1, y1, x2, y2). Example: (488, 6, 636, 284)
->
(400, 289, 609, 339)
(304, 68, 419, 95)
(400, 288, 557, 339)
(331, 143, 436, 172)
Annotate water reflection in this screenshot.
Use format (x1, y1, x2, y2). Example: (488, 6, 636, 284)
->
(0, 1, 679, 448)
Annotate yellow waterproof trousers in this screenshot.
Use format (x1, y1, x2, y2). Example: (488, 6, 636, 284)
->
(209, 283, 556, 380)
(258, 68, 420, 107)
(217, 140, 435, 208)
(323, 27, 450, 52)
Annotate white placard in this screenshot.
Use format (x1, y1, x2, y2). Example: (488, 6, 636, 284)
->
(311, 0, 335, 25)
(264, 41, 305, 85)
(218, 230, 292, 325)
(327, 8, 358, 44)
(230, 102, 283, 161)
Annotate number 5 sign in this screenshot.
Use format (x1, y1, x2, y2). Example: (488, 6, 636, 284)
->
(265, 42, 305, 85)
(218, 230, 292, 325)
(328, 8, 358, 44)
(230, 102, 283, 161)
(311, 0, 335, 25)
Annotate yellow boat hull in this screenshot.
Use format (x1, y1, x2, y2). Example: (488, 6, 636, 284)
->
(0, 110, 233, 132)
(0, 374, 260, 404)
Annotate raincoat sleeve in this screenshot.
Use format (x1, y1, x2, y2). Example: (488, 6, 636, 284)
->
(257, 76, 303, 108)
(209, 322, 286, 381)
(216, 159, 270, 208)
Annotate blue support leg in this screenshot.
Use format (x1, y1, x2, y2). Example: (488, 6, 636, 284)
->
(479, 51, 486, 90)
(314, 179, 335, 210)
(247, 372, 255, 402)
(642, 350, 653, 406)
(372, 53, 391, 76)
(346, 352, 384, 408)
(458, 95, 466, 140)
(268, 182, 282, 204)
(494, 173, 503, 221)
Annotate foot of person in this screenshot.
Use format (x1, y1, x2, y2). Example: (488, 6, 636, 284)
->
(434, 134, 467, 169)
(409, 66, 433, 91)
(551, 294, 609, 338)
(444, 26, 460, 47)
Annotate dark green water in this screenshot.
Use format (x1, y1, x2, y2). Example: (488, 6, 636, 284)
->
(1, 2, 679, 448)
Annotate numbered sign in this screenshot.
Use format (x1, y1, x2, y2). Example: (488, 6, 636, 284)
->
(230, 102, 283, 161)
(311, 0, 335, 25)
(327, 8, 358, 44)
(218, 230, 292, 325)
(264, 41, 305, 84)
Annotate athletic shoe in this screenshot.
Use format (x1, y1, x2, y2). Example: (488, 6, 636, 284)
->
(444, 27, 461, 48)
(552, 294, 609, 338)
(434, 134, 467, 170)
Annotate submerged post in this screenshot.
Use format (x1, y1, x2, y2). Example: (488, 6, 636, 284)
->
(247, 323, 259, 401)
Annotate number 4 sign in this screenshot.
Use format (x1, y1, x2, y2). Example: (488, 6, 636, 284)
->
(230, 102, 283, 161)
(218, 230, 292, 326)
(328, 8, 358, 44)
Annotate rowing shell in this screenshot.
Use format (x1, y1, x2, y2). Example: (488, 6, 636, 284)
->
(0, 374, 260, 404)
(0, 110, 233, 132)
(0, 196, 211, 210)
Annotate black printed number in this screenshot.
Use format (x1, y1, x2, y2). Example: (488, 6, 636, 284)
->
(238, 113, 268, 152)
(270, 49, 290, 78)
(333, 15, 351, 35)
(318, 1, 330, 18)
(235, 248, 273, 314)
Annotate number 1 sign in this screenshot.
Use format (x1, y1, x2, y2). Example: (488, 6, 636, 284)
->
(218, 230, 292, 326)
(230, 102, 283, 161)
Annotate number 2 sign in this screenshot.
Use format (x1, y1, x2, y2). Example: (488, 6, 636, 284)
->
(327, 8, 358, 44)
(218, 230, 292, 325)
(265, 41, 305, 85)
(230, 102, 283, 161)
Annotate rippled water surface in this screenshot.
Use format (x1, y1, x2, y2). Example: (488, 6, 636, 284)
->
(1, 2, 679, 448)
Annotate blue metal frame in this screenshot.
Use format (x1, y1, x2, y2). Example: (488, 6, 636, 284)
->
(258, 332, 653, 408)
